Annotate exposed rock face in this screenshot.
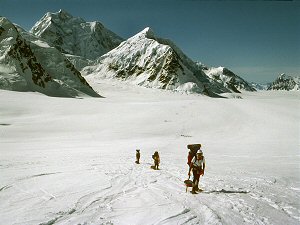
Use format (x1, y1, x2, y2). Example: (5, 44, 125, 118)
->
(249, 82, 270, 91)
(30, 10, 124, 60)
(202, 66, 256, 93)
(268, 73, 300, 91)
(0, 17, 100, 97)
(84, 27, 229, 97)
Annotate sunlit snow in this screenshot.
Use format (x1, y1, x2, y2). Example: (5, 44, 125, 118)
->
(0, 79, 299, 225)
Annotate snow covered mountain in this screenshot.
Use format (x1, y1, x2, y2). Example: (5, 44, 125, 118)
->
(84, 27, 230, 97)
(268, 73, 300, 91)
(0, 17, 100, 97)
(30, 10, 124, 61)
(201, 65, 256, 93)
(28, 11, 257, 96)
(249, 82, 270, 91)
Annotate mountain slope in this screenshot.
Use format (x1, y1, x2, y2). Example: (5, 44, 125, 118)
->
(0, 17, 100, 97)
(249, 82, 270, 91)
(268, 73, 299, 91)
(84, 27, 229, 97)
(202, 66, 256, 93)
(30, 9, 124, 60)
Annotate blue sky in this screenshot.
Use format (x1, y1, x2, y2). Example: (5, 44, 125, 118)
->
(1, 0, 299, 83)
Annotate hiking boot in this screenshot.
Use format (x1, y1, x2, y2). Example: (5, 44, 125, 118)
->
(191, 187, 198, 194)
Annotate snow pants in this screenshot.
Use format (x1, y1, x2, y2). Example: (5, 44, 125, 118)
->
(154, 160, 159, 170)
(192, 170, 201, 191)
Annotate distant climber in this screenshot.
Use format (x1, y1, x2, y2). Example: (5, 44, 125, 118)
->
(188, 149, 205, 194)
(152, 151, 160, 170)
(135, 149, 140, 164)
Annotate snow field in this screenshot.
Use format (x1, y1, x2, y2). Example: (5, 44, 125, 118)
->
(0, 81, 299, 224)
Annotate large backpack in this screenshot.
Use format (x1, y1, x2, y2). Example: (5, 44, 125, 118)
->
(187, 144, 201, 166)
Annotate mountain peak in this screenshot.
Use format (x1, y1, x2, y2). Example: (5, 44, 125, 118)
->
(85, 24, 233, 97)
(278, 73, 288, 79)
(0, 16, 100, 97)
(268, 73, 299, 91)
(142, 27, 155, 36)
(56, 9, 73, 19)
(203, 66, 256, 92)
(131, 27, 156, 40)
(39, 9, 83, 27)
(0, 16, 19, 38)
(30, 11, 123, 60)
(41, 10, 72, 22)
(58, 9, 69, 14)
(0, 16, 14, 29)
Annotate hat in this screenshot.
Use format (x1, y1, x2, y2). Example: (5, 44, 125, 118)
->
(136, 149, 140, 152)
(196, 150, 203, 154)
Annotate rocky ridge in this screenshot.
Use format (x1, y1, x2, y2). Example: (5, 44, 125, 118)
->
(30, 10, 124, 61)
(84, 27, 231, 97)
(268, 73, 299, 91)
(0, 17, 100, 97)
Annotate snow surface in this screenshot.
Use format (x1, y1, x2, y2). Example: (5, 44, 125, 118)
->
(0, 79, 299, 225)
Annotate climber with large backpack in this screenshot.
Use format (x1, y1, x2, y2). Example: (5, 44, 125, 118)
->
(188, 149, 205, 194)
(152, 151, 160, 170)
(185, 144, 202, 192)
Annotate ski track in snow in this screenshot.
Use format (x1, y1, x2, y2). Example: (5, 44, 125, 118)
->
(51, 161, 225, 225)
(35, 161, 299, 225)
(0, 86, 299, 225)
(30, 161, 299, 225)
